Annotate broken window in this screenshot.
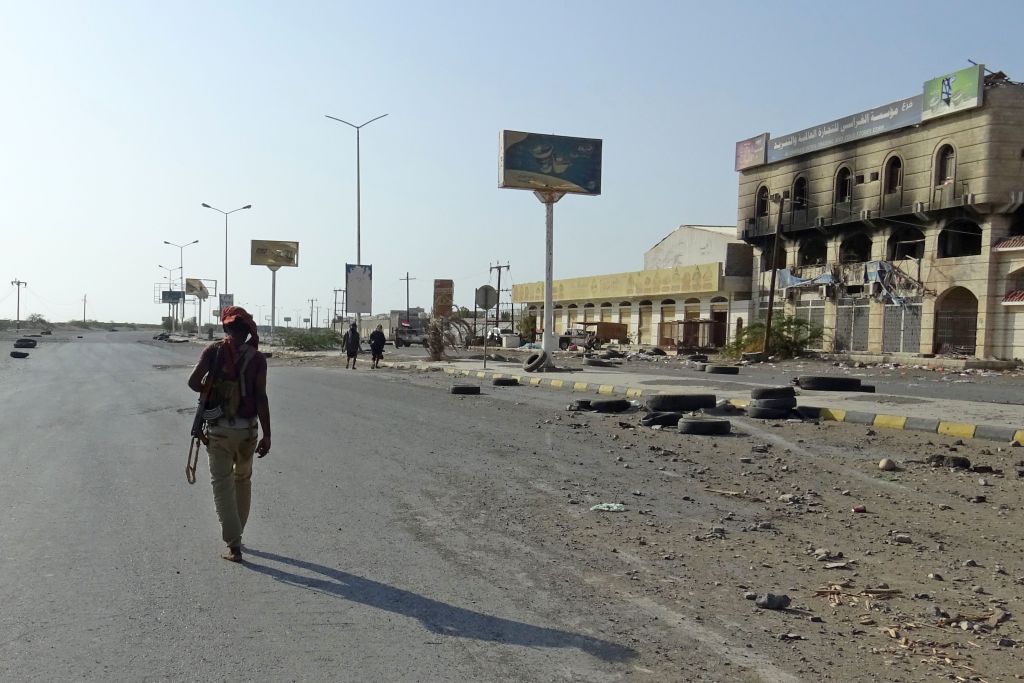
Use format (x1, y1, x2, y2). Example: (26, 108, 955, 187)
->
(887, 226, 925, 260)
(792, 177, 807, 210)
(839, 233, 872, 263)
(799, 237, 827, 266)
(936, 145, 955, 185)
(884, 156, 903, 194)
(835, 167, 852, 203)
(760, 237, 787, 271)
(937, 220, 982, 258)
(756, 186, 770, 217)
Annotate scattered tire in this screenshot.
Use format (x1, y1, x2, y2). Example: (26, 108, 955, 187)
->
(9, 351, 29, 359)
(583, 358, 615, 368)
(13, 339, 37, 349)
(797, 375, 862, 391)
(645, 393, 716, 412)
(749, 397, 797, 410)
(558, 339, 570, 351)
(686, 354, 708, 362)
(860, 384, 876, 393)
(492, 377, 519, 387)
(677, 417, 731, 435)
(750, 386, 796, 400)
(705, 365, 739, 375)
(76, 335, 83, 339)
(746, 406, 792, 419)
(567, 399, 593, 411)
(590, 398, 631, 413)
(647, 347, 667, 356)
(450, 385, 480, 395)
(523, 351, 548, 372)
(641, 411, 683, 427)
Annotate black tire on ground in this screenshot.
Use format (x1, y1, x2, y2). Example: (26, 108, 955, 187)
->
(583, 358, 614, 367)
(645, 393, 716, 412)
(677, 417, 731, 435)
(647, 347, 667, 356)
(749, 397, 797, 410)
(641, 411, 683, 427)
(77, 335, 83, 339)
(860, 384, 876, 393)
(492, 377, 519, 386)
(705, 365, 739, 375)
(590, 398, 631, 413)
(686, 354, 708, 362)
(558, 339, 569, 350)
(746, 406, 792, 419)
(602, 349, 625, 359)
(14, 339, 37, 348)
(450, 385, 480, 395)
(567, 399, 593, 411)
(523, 351, 548, 372)
(750, 386, 796, 400)
(797, 375, 862, 391)
(10, 351, 29, 359)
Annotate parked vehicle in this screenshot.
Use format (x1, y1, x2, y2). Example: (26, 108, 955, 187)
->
(394, 327, 427, 347)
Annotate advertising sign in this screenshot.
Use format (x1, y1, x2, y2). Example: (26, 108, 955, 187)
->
(219, 293, 234, 311)
(345, 264, 373, 314)
(765, 95, 922, 164)
(185, 278, 209, 300)
(250, 240, 299, 267)
(161, 290, 184, 304)
(432, 279, 454, 317)
(499, 130, 602, 195)
(735, 133, 768, 171)
(922, 64, 984, 121)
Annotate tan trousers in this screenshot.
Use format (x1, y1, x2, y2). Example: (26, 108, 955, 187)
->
(206, 423, 258, 549)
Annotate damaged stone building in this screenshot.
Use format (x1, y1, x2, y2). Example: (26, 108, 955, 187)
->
(735, 65, 1024, 360)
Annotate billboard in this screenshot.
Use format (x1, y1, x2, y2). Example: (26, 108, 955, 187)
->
(185, 278, 209, 300)
(735, 133, 768, 171)
(345, 264, 372, 314)
(432, 279, 454, 317)
(922, 64, 984, 121)
(251, 240, 299, 267)
(161, 290, 184, 304)
(499, 130, 602, 195)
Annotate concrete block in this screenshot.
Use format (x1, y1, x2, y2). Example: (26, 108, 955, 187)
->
(904, 417, 940, 433)
(843, 410, 877, 425)
(974, 425, 1019, 442)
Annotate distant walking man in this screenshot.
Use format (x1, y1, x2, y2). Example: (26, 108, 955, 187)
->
(369, 324, 386, 369)
(188, 306, 271, 563)
(343, 322, 361, 369)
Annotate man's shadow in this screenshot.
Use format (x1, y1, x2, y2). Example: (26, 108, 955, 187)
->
(243, 548, 636, 663)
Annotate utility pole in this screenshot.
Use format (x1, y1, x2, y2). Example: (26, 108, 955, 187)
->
(333, 288, 345, 331)
(490, 262, 510, 332)
(82, 294, 87, 324)
(11, 280, 27, 330)
(308, 298, 317, 330)
(762, 192, 788, 357)
(399, 272, 416, 328)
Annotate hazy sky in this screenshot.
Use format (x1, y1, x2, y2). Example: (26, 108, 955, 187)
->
(2, 1, 1021, 324)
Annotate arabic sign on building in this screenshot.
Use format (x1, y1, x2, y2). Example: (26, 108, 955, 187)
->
(512, 263, 721, 303)
(922, 64, 984, 121)
(250, 240, 299, 267)
(735, 133, 767, 171)
(765, 95, 922, 164)
(432, 279, 454, 317)
(345, 264, 373, 314)
(499, 130, 602, 195)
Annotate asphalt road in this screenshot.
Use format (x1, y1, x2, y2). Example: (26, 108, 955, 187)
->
(0, 332, 640, 681)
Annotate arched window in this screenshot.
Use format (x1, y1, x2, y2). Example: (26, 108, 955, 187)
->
(755, 186, 770, 217)
(884, 156, 903, 194)
(839, 233, 872, 263)
(887, 227, 925, 260)
(937, 219, 982, 258)
(799, 237, 828, 266)
(792, 177, 808, 210)
(936, 145, 955, 185)
(835, 167, 852, 203)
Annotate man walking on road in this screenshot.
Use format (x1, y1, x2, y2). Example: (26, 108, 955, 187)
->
(369, 324, 386, 369)
(343, 322, 361, 369)
(188, 306, 271, 563)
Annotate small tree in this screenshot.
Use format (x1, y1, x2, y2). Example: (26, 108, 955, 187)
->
(722, 315, 823, 359)
(27, 313, 51, 330)
(516, 312, 536, 343)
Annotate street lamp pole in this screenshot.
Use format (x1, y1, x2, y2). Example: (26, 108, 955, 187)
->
(11, 279, 27, 330)
(158, 265, 180, 332)
(164, 239, 199, 332)
(201, 203, 252, 299)
(324, 113, 387, 266)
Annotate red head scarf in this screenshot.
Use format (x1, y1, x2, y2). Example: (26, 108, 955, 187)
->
(221, 306, 259, 349)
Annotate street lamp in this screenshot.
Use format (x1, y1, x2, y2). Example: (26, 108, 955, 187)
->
(158, 264, 181, 332)
(164, 239, 198, 332)
(201, 203, 252, 297)
(324, 113, 387, 265)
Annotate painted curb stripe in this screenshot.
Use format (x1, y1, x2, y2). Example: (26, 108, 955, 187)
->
(573, 382, 590, 392)
(548, 379, 564, 389)
(1015, 430, 1024, 444)
(597, 384, 615, 395)
(626, 388, 643, 398)
(819, 408, 845, 422)
(873, 414, 907, 430)
(938, 422, 977, 439)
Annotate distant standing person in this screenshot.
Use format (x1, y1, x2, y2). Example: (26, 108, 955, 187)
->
(343, 322, 361, 369)
(369, 324, 386, 369)
(187, 306, 271, 563)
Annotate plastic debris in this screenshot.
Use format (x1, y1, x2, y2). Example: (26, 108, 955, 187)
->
(589, 503, 626, 512)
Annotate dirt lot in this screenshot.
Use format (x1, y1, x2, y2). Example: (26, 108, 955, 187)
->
(271, 354, 1023, 680)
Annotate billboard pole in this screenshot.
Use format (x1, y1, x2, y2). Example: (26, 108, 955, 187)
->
(534, 191, 564, 363)
(268, 265, 280, 347)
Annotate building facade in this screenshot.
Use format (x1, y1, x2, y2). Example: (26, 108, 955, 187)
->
(512, 225, 753, 347)
(736, 66, 1024, 360)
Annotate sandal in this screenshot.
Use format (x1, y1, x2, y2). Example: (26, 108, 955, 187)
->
(221, 546, 243, 563)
